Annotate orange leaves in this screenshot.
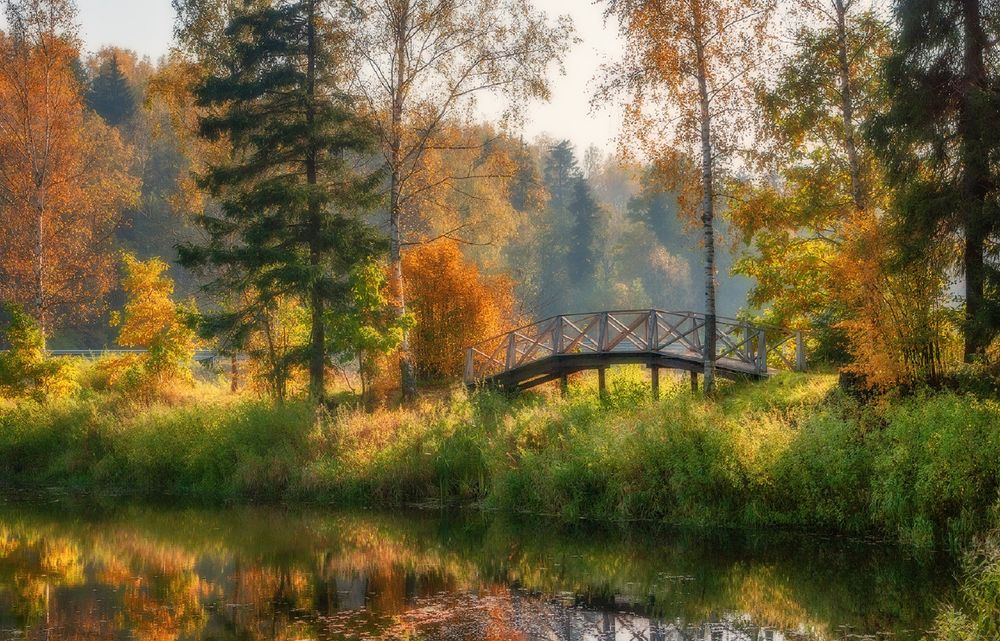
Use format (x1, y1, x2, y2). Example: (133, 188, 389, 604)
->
(0, 24, 139, 332)
(403, 241, 520, 379)
(833, 210, 959, 388)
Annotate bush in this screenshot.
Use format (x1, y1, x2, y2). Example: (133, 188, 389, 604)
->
(870, 394, 1000, 547)
(108, 253, 198, 400)
(0, 304, 76, 400)
(404, 241, 519, 379)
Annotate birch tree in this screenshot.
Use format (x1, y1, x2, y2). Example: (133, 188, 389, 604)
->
(600, 0, 774, 393)
(345, 0, 573, 400)
(0, 0, 139, 338)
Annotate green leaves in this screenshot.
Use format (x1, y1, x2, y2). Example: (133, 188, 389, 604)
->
(0, 305, 75, 400)
(178, 0, 385, 398)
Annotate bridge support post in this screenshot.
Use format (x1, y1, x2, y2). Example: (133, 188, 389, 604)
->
(559, 373, 568, 398)
(650, 366, 660, 400)
(757, 329, 768, 375)
(598, 367, 607, 401)
(690, 371, 698, 393)
(505, 334, 517, 371)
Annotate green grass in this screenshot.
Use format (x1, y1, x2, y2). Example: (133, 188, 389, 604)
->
(930, 532, 1000, 640)
(1, 367, 999, 547)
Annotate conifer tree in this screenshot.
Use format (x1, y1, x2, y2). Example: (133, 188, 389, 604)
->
(537, 140, 583, 313)
(870, 0, 1000, 361)
(177, 0, 384, 401)
(567, 176, 600, 290)
(86, 53, 135, 126)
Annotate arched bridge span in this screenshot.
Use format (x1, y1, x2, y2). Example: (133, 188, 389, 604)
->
(464, 309, 805, 393)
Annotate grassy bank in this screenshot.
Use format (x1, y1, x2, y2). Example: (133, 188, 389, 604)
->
(1, 369, 999, 547)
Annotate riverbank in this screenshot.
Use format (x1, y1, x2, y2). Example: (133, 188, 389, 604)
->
(1, 369, 999, 548)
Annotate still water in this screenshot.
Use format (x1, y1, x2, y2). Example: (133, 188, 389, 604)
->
(0, 501, 956, 641)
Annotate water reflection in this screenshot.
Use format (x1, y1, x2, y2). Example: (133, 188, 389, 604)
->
(0, 503, 953, 640)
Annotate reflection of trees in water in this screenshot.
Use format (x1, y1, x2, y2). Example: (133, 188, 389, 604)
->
(0, 506, 949, 640)
(317, 587, 793, 641)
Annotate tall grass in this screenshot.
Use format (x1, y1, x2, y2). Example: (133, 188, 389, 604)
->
(1, 367, 998, 547)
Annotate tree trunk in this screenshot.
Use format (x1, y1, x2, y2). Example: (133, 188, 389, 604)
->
(833, 0, 865, 211)
(390, 1, 417, 401)
(32, 190, 46, 344)
(959, 0, 990, 361)
(694, 14, 717, 394)
(305, 0, 325, 400)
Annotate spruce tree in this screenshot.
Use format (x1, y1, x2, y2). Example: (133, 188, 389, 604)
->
(86, 54, 135, 127)
(567, 176, 600, 290)
(537, 140, 583, 314)
(544, 140, 581, 211)
(870, 0, 1000, 361)
(177, 0, 383, 400)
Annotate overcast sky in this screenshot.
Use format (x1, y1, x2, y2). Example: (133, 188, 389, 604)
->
(75, 0, 623, 157)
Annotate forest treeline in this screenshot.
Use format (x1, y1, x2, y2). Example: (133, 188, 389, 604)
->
(0, 0, 997, 404)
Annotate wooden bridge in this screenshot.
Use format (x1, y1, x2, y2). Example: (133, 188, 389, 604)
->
(464, 309, 805, 395)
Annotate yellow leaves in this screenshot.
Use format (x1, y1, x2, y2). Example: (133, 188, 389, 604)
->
(109, 253, 199, 397)
(116, 254, 179, 348)
(833, 209, 959, 389)
(242, 294, 310, 399)
(402, 122, 521, 271)
(605, 0, 775, 160)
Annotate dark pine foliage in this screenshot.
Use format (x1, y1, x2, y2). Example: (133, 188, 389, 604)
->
(567, 176, 600, 289)
(869, 0, 1000, 361)
(177, 0, 384, 399)
(86, 53, 135, 127)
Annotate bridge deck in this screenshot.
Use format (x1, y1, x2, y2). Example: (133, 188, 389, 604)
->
(464, 309, 805, 392)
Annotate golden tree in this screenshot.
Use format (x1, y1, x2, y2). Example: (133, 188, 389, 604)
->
(600, 0, 775, 393)
(110, 253, 198, 395)
(728, 2, 957, 386)
(0, 0, 139, 337)
(403, 241, 519, 379)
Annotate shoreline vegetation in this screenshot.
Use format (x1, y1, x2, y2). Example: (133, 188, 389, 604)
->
(2, 367, 999, 551)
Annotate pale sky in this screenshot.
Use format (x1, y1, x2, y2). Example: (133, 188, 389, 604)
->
(75, 0, 623, 157)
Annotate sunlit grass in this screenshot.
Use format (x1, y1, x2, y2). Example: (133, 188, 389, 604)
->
(0, 366, 998, 547)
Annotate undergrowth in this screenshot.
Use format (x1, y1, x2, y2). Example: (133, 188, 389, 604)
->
(1, 367, 999, 548)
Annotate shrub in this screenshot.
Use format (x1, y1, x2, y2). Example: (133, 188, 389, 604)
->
(108, 253, 198, 399)
(0, 304, 76, 400)
(870, 393, 1000, 547)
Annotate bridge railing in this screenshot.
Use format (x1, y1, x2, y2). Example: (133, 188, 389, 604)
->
(464, 309, 805, 386)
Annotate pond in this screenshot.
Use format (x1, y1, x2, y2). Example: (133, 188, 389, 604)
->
(0, 501, 956, 640)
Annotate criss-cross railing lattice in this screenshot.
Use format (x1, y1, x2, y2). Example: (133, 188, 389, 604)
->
(464, 309, 805, 386)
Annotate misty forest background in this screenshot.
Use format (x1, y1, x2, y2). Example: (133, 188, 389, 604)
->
(60, 56, 750, 343)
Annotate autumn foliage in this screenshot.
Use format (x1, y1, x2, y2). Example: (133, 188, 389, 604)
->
(403, 242, 519, 379)
(0, 304, 75, 399)
(109, 254, 198, 396)
(0, 6, 139, 334)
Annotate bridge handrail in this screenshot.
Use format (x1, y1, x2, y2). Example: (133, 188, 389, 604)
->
(464, 309, 805, 386)
(465, 309, 792, 351)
